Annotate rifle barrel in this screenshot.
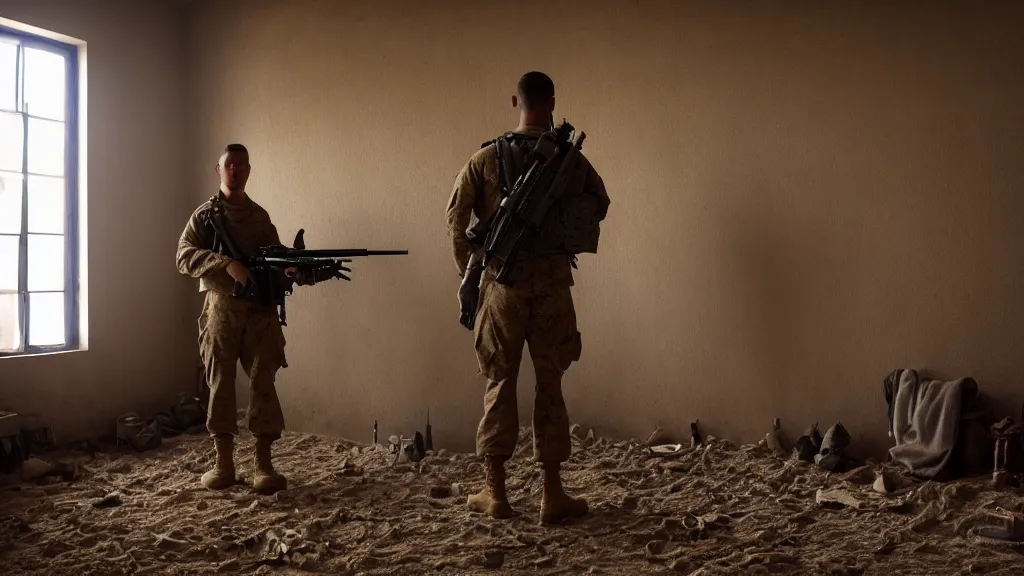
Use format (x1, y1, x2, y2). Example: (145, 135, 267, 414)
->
(267, 249, 408, 258)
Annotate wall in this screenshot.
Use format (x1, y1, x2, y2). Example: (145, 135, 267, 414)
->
(0, 0, 194, 443)
(183, 0, 1024, 458)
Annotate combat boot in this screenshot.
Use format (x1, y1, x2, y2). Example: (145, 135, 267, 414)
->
(201, 433, 237, 490)
(253, 434, 287, 495)
(467, 455, 514, 519)
(540, 462, 588, 524)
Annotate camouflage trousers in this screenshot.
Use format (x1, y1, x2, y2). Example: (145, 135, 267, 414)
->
(198, 291, 287, 439)
(473, 266, 583, 464)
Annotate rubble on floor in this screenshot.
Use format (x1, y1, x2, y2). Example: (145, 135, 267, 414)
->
(1, 424, 1023, 575)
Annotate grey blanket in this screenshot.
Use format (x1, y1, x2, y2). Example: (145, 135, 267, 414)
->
(887, 368, 975, 478)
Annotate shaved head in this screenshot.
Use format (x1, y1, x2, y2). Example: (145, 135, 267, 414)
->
(516, 71, 555, 110)
(512, 71, 556, 130)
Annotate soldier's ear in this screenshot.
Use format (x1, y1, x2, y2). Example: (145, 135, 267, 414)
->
(214, 163, 221, 176)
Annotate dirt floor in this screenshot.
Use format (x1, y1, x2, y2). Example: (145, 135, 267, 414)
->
(1, 425, 1023, 575)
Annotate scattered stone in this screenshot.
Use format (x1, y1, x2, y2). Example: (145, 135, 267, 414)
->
(155, 531, 190, 550)
(216, 535, 239, 553)
(839, 465, 875, 486)
(873, 471, 896, 494)
(339, 466, 363, 477)
(690, 421, 702, 447)
(670, 559, 696, 572)
(764, 418, 785, 456)
(644, 539, 668, 558)
(92, 492, 122, 508)
(534, 556, 555, 568)
(793, 436, 816, 462)
(804, 423, 822, 449)
(816, 488, 862, 509)
(820, 422, 851, 457)
(481, 550, 504, 569)
(649, 444, 685, 457)
(662, 462, 690, 474)
(815, 452, 843, 471)
(429, 486, 452, 499)
(21, 458, 54, 481)
(975, 511, 1024, 541)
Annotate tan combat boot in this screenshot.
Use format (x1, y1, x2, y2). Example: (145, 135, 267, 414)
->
(253, 434, 287, 495)
(467, 455, 514, 519)
(201, 433, 237, 490)
(539, 462, 588, 524)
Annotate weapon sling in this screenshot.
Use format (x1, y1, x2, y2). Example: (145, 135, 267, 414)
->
(205, 196, 291, 325)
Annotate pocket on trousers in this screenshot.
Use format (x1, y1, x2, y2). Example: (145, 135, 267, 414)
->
(264, 316, 288, 369)
(197, 311, 207, 348)
(474, 317, 504, 380)
(277, 325, 288, 369)
(559, 329, 582, 371)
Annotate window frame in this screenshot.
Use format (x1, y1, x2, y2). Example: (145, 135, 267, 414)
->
(0, 24, 80, 357)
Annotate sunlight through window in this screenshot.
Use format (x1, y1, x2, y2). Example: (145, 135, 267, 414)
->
(0, 25, 79, 355)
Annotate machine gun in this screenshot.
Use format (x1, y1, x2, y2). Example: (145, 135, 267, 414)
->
(213, 222, 407, 325)
(466, 119, 585, 287)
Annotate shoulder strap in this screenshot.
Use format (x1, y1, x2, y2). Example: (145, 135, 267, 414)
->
(205, 193, 243, 259)
(480, 132, 542, 198)
(494, 134, 513, 197)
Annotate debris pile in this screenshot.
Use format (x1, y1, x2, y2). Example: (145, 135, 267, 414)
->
(0, 422, 1023, 574)
(115, 393, 207, 453)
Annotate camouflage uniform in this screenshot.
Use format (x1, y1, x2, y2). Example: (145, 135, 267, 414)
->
(446, 127, 608, 464)
(176, 191, 291, 494)
(176, 193, 287, 439)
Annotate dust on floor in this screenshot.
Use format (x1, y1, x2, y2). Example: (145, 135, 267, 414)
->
(0, 427, 1022, 575)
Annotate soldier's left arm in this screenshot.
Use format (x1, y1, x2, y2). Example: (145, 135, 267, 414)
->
(583, 159, 611, 220)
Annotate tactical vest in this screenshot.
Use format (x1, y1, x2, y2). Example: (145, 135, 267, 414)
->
(481, 131, 607, 257)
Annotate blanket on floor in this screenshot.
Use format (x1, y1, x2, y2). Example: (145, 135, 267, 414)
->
(885, 368, 978, 479)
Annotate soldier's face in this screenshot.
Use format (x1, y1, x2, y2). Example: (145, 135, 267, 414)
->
(216, 151, 250, 191)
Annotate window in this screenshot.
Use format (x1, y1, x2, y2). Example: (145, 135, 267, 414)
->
(0, 25, 79, 356)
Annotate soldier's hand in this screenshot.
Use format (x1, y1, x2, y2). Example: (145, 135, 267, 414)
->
(458, 282, 479, 330)
(458, 262, 484, 330)
(226, 260, 252, 286)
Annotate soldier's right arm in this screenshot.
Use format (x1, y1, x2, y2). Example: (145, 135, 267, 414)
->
(445, 149, 489, 277)
(175, 206, 233, 278)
